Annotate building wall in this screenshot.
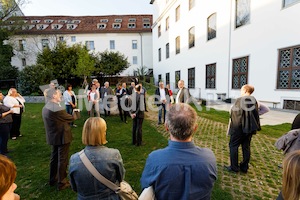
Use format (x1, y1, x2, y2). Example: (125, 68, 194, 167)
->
(11, 31, 153, 76)
(151, 0, 300, 108)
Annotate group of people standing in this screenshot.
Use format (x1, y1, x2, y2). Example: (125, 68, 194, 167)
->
(0, 88, 25, 156)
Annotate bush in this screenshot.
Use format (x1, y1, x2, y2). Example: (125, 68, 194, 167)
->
(18, 65, 54, 95)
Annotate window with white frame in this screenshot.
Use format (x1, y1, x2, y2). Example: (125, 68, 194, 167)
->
(132, 40, 137, 49)
(98, 24, 106, 29)
(188, 68, 195, 88)
(143, 23, 151, 28)
(166, 16, 169, 31)
(132, 56, 138, 64)
(129, 18, 136, 22)
(176, 5, 180, 22)
(100, 19, 108, 23)
(158, 48, 162, 62)
(71, 36, 76, 42)
(59, 36, 64, 41)
(189, 0, 195, 10)
(283, 0, 300, 7)
(166, 43, 170, 59)
(236, 0, 250, 28)
(115, 19, 122, 23)
(189, 26, 195, 48)
(232, 56, 248, 89)
(128, 23, 136, 28)
(19, 39, 26, 51)
(85, 41, 95, 50)
(41, 39, 49, 49)
(277, 45, 300, 89)
(206, 63, 216, 89)
(110, 40, 115, 49)
(158, 74, 162, 82)
(176, 36, 180, 54)
(113, 23, 121, 29)
(207, 13, 217, 40)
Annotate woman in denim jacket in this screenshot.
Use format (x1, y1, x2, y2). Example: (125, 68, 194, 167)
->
(69, 117, 125, 200)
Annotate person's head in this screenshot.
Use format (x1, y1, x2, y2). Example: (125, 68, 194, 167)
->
(92, 79, 98, 84)
(49, 82, 55, 89)
(7, 88, 17, 97)
(178, 80, 184, 89)
(91, 84, 96, 91)
(0, 155, 18, 199)
(241, 84, 254, 96)
(46, 88, 61, 103)
(135, 84, 141, 92)
(159, 82, 164, 89)
(122, 82, 126, 88)
(104, 82, 109, 88)
(131, 82, 135, 87)
(117, 83, 122, 89)
(165, 103, 198, 141)
(95, 82, 100, 88)
(82, 117, 108, 146)
(66, 84, 72, 91)
(281, 150, 300, 200)
(166, 84, 170, 89)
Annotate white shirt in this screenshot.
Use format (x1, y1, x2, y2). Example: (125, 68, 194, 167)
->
(159, 88, 166, 102)
(176, 89, 182, 103)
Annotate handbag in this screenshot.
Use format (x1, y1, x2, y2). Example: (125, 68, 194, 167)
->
(72, 109, 80, 120)
(138, 186, 155, 200)
(79, 150, 138, 200)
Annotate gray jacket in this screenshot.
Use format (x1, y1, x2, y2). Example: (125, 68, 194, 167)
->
(275, 128, 300, 154)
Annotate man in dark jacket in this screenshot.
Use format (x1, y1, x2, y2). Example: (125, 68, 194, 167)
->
(225, 84, 261, 173)
(42, 88, 74, 190)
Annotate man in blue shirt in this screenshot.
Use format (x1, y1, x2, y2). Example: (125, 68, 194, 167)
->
(140, 103, 217, 200)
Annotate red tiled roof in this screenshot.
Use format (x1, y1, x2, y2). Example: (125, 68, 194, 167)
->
(6, 15, 152, 35)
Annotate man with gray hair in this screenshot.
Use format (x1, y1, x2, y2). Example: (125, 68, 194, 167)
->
(140, 103, 217, 199)
(175, 80, 191, 103)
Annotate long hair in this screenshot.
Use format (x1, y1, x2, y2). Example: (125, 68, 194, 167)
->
(0, 155, 17, 198)
(282, 150, 300, 200)
(82, 117, 108, 146)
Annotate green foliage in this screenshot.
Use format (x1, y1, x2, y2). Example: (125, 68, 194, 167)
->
(136, 66, 148, 81)
(0, 29, 18, 80)
(94, 50, 130, 76)
(18, 64, 54, 95)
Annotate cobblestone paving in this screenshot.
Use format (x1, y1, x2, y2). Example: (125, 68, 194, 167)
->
(146, 112, 283, 200)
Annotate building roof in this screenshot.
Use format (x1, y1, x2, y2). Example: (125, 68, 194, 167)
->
(4, 15, 152, 35)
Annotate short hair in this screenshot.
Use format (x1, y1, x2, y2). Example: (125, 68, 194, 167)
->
(135, 84, 141, 92)
(0, 155, 17, 198)
(45, 88, 58, 100)
(242, 84, 254, 94)
(82, 117, 108, 146)
(282, 150, 300, 200)
(66, 83, 72, 89)
(92, 79, 98, 83)
(159, 81, 164, 86)
(165, 103, 197, 140)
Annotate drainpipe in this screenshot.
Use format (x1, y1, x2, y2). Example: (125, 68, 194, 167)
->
(227, 0, 233, 99)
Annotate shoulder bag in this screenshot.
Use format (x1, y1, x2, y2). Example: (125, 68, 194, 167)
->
(79, 150, 138, 200)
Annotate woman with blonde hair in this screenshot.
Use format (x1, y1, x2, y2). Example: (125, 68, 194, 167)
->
(277, 150, 300, 200)
(69, 117, 125, 199)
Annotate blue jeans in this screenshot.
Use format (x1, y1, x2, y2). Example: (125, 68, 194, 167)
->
(66, 105, 74, 125)
(158, 104, 166, 123)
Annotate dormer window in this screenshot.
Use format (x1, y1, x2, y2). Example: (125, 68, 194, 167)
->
(97, 23, 107, 29)
(129, 18, 136, 22)
(100, 19, 108, 23)
(114, 19, 122, 23)
(37, 24, 48, 30)
(143, 23, 151, 28)
(113, 23, 121, 29)
(44, 19, 53, 23)
(31, 20, 41, 24)
(128, 23, 136, 28)
(58, 20, 67, 24)
(143, 18, 150, 22)
(52, 24, 62, 30)
(67, 24, 77, 30)
(22, 25, 35, 30)
(73, 20, 81, 24)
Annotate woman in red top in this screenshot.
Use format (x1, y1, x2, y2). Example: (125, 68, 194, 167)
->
(166, 84, 174, 104)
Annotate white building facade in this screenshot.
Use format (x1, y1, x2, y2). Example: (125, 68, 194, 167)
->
(150, 0, 300, 110)
(8, 15, 153, 76)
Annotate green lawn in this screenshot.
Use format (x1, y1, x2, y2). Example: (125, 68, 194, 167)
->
(8, 103, 290, 199)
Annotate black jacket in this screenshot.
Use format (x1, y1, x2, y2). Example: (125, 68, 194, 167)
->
(154, 87, 170, 105)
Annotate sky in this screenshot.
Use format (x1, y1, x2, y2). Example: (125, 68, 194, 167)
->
(21, 0, 153, 16)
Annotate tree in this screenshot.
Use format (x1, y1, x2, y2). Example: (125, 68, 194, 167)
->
(136, 65, 148, 81)
(71, 44, 95, 88)
(0, 28, 18, 80)
(94, 50, 130, 76)
(0, 0, 26, 21)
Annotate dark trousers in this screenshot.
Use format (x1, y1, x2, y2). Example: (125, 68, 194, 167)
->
(49, 143, 70, 187)
(158, 103, 166, 123)
(0, 123, 11, 154)
(104, 102, 111, 116)
(229, 132, 253, 172)
(132, 117, 143, 146)
(118, 103, 127, 122)
(11, 114, 22, 138)
(66, 105, 74, 125)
